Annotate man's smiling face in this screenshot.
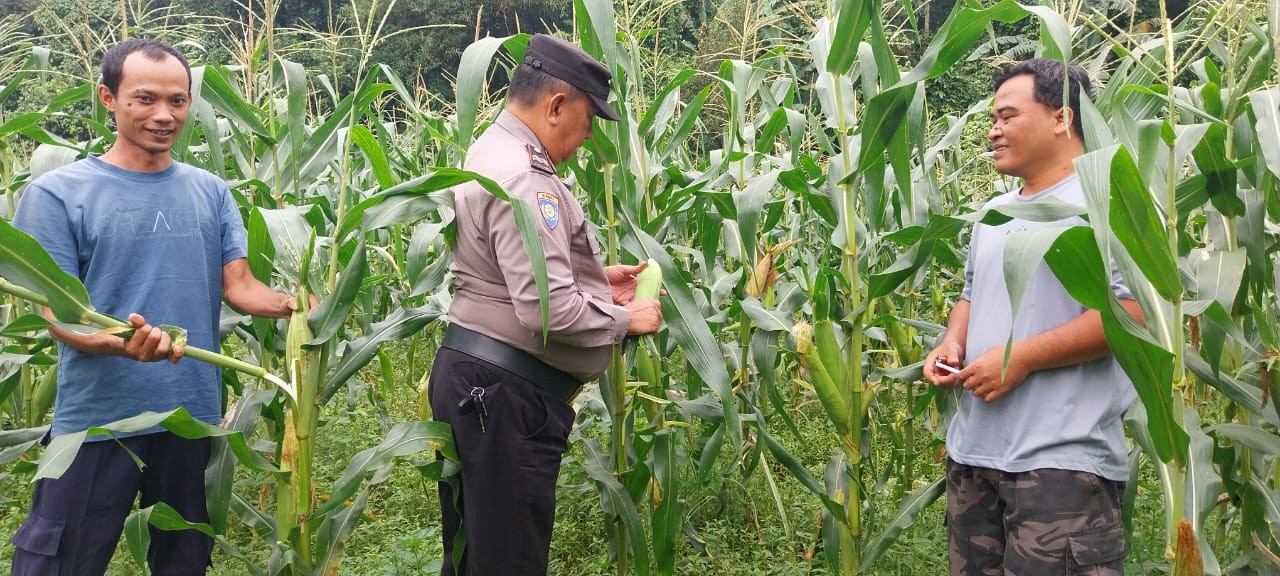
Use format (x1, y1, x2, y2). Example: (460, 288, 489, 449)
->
(100, 51, 190, 161)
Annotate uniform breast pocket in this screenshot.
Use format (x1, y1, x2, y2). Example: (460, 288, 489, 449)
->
(571, 223, 604, 279)
(584, 226, 601, 256)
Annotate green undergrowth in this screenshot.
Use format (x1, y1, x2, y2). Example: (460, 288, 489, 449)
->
(0, 337, 1176, 574)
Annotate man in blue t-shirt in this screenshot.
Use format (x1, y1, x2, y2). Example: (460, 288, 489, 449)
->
(923, 59, 1144, 575)
(9, 39, 303, 576)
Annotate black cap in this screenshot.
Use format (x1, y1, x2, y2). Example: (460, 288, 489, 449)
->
(524, 34, 620, 121)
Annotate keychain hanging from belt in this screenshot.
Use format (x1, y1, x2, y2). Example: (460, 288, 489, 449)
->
(459, 386, 489, 433)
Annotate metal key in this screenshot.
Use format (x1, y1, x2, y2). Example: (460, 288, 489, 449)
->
(470, 386, 488, 433)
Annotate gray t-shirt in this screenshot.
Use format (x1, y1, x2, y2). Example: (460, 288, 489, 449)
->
(949, 174, 1136, 481)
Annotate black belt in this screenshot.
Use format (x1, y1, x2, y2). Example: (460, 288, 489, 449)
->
(442, 324, 582, 400)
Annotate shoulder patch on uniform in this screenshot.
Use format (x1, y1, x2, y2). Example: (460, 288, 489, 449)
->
(527, 144, 556, 175)
(537, 192, 560, 230)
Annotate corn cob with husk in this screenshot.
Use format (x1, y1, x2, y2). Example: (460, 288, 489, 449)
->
(631, 260, 664, 422)
(634, 259, 662, 301)
(28, 364, 57, 428)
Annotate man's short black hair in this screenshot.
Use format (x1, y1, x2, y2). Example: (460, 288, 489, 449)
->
(508, 63, 585, 108)
(994, 58, 1093, 138)
(101, 39, 191, 96)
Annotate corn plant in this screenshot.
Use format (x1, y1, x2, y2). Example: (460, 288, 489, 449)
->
(6, 0, 1280, 573)
(1027, 2, 1280, 573)
(0, 4, 554, 575)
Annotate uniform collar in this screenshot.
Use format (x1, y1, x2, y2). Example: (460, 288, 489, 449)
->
(495, 110, 544, 151)
(495, 110, 559, 175)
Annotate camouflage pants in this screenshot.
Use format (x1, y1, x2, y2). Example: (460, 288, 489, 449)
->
(946, 459, 1127, 576)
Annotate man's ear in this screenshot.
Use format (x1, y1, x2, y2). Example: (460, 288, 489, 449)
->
(98, 84, 117, 112)
(1055, 106, 1073, 136)
(546, 92, 568, 125)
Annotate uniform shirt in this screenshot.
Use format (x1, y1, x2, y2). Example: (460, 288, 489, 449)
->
(449, 111, 631, 382)
(948, 174, 1136, 481)
(12, 155, 247, 439)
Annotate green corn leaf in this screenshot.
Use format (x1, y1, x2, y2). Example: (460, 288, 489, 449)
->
(314, 477, 377, 574)
(1196, 300, 1241, 378)
(581, 438, 651, 576)
(825, 0, 875, 75)
(321, 304, 445, 404)
(196, 65, 272, 140)
(254, 206, 315, 289)
(822, 449, 852, 571)
(860, 477, 946, 571)
(127, 503, 268, 576)
(188, 67, 226, 178)
(576, 0, 620, 71)
(456, 35, 524, 160)
(664, 85, 712, 159)
(334, 168, 470, 243)
(0, 46, 50, 105)
(275, 59, 307, 186)
(124, 506, 152, 571)
(1183, 352, 1280, 429)
(1042, 227, 1186, 464)
(1249, 87, 1280, 179)
(36, 409, 280, 482)
(207, 389, 275, 535)
(1076, 146, 1181, 301)
(0, 219, 95, 323)
(652, 430, 680, 576)
(1184, 409, 1224, 573)
(350, 124, 394, 190)
(1206, 423, 1280, 456)
(620, 210, 741, 451)
(1195, 249, 1246, 313)
(740, 297, 792, 332)
(734, 170, 777, 264)
(246, 208, 278, 357)
(313, 421, 456, 518)
(637, 69, 695, 140)
(230, 494, 276, 541)
(0, 426, 49, 468)
(1245, 476, 1280, 560)
(308, 238, 366, 345)
(298, 88, 392, 191)
(752, 409, 846, 522)
(271, 73, 389, 194)
(1, 313, 54, 337)
(1192, 123, 1243, 216)
(0, 112, 49, 136)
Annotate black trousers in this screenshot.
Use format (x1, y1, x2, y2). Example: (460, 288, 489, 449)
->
(429, 346, 576, 575)
(10, 432, 214, 576)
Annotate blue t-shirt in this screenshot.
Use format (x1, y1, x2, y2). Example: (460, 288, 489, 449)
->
(12, 155, 247, 438)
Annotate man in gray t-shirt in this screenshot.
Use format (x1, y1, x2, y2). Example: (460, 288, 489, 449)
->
(924, 59, 1143, 575)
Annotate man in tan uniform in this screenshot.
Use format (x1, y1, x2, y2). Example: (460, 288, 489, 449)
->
(428, 33, 662, 575)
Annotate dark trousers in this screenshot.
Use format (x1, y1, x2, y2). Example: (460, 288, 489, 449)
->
(428, 346, 576, 576)
(945, 459, 1127, 576)
(10, 431, 214, 576)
